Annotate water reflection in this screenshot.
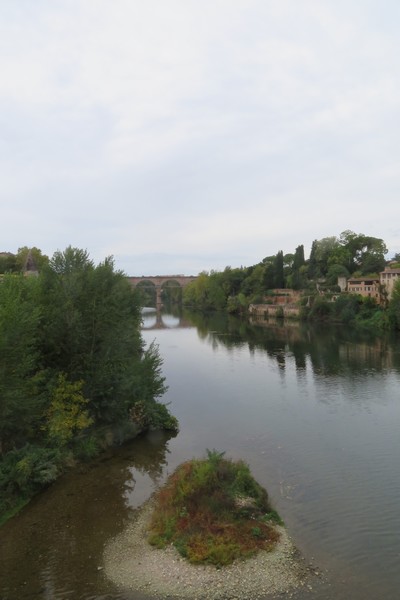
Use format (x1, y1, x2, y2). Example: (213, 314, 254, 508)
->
(143, 311, 400, 599)
(141, 308, 193, 330)
(185, 309, 400, 377)
(0, 431, 174, 600)
(3, 311, 400, 600)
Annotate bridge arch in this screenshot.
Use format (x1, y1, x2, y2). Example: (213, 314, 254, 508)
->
(128, 275, 197, 309)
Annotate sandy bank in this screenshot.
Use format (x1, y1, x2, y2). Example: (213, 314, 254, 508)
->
(103, 500, 313, 599)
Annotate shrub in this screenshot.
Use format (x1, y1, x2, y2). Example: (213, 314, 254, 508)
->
(129, 400, 179, 433)
(308, 297, 333, 320)
(147, 451, 281, 567)
(73, 435, 99, 460)
(0, 445, 62, 516)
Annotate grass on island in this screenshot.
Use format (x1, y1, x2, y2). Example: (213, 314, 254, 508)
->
(147, 449, 283, 567)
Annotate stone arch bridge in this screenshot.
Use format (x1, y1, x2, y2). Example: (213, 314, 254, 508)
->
(127, 275, 197, 308)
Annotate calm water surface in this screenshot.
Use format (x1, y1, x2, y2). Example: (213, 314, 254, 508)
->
(1, 310, 400, 599)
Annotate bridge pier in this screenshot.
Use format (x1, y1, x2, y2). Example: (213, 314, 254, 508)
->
(156, 287, 162, 310)
(156, 310, 163, 328)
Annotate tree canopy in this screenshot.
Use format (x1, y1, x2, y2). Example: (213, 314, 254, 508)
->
(183, 230, 391, 314)
(0, 247, 176, 520)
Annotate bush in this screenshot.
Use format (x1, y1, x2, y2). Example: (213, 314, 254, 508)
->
(148, 451, 281, 567)
(72, 435, 99, 460)
(0, 445, 62, 516)
(130, 400, 179, 433)
(308, 297, 333, 320)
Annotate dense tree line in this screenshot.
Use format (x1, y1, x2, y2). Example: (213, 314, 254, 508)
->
(183, 230, 400, 330)
(0, 247, 177, 522)
(0, 246, 49, 274)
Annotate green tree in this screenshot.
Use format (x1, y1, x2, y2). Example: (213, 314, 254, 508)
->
(44, 374, 93, 445)
(206, 273, 226, 309)
(290, 245, 305, 289)
(161, 281, 182, 306)
(337, 231, 388, 274)
(390, 253, 400, 267)
(313, 237, 340, 276)
(262, 257, 276, 289)
(0, 247, 174, 521)
(388, 279, 400, 329)
(37, 249, 147, 423)
(261, 251, 290, 290)
(326, 264, 350, 286)
(227, 293, 247, 314)
(240, 264, 265, 300)
(183, 272, 210, 309)
(220, 266, 247, 297)
(273, 251, 284, 288)
(0, 253, 17, 274)
(0, 276, 41, 454)
(15, 246, 49, 273)
(307, 240, 319, 279)
(293, 245, 305, 270)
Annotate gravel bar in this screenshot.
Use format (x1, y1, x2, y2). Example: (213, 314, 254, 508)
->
(103, 500, 312, 599)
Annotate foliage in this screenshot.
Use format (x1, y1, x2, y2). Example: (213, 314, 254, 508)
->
(161, 281, 182, 305)
(44, 374, 93, 445)
(0, 445, 62, 516)
(129, 341, 168, 409)
(0, 275, 42, 454)
(37, 248, 146, 423)
(303, 293, 387, 328)
(72, 435, 99, 461)
(0, 247, 49, 274)
(337, 230, 388, 274)
(182, 230, 392, 328)
(326, 264, 350, 286)
(148, 451, 281, 567)
(307, 297, 334, 321)
(304, 231, 388, 279)
(0, 252, 17, 274)
(289, 245, 305, 289)
(0, 246, 176, 523)
(15, 246, 49, 272)
(332, 294, 360, 323)
(388, 279, 400, 330)
(227, 293, 248, 315)
(130, 399, 179, 433)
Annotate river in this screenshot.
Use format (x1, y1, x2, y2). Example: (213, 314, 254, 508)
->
(1, 309, 400, 599)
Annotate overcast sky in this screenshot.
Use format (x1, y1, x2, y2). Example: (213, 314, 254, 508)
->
(1, 1, 400, 275)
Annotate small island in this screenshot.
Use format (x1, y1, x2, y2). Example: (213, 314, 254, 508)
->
(104, 451, 311, 599)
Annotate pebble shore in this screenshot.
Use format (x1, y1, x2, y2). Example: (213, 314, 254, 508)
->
(103, 501, 312, 599)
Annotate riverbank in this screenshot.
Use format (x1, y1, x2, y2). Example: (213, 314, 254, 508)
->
(104, 500, 315, 599)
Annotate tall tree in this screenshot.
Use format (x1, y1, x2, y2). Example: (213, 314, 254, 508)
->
(312, 237, 340, 277)
(15, 246, 49, 273)
(307, 240, 318, 279)
(293, 245, 305, 270)
(388, 279, 400, 330)
(335, 230, 388, 274)
(0, 276, 41, 454)
(0, 253, 17, 274)
(291, 245, 306, 289)
(37, 248, 150, 423)
(273, 251, 285, 288)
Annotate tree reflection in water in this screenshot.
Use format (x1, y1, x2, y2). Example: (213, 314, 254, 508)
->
(0, 430, 175, 600)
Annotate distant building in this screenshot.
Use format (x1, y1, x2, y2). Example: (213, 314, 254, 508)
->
(380, 267, 400, 299)
(338, 267, 400, 304)
(346, 277, 380, 301)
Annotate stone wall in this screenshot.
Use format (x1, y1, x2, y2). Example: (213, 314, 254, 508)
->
(249, 304, 300, 318)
